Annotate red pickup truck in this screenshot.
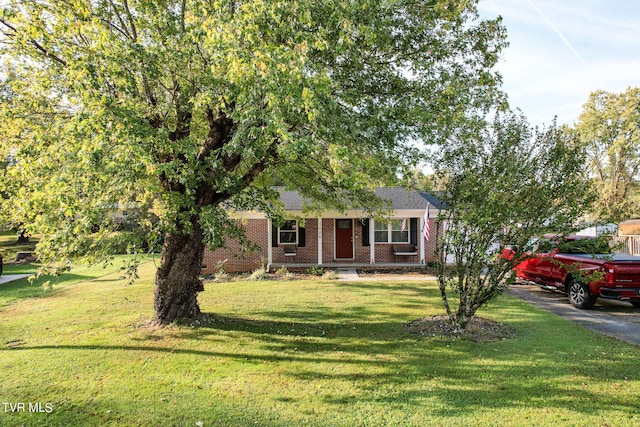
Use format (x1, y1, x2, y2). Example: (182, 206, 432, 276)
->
(508, 237, 640, 309)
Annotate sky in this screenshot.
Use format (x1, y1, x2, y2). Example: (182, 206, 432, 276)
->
(478, 0, 640, 127)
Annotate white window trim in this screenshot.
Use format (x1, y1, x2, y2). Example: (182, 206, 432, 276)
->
(278, 220, 299, 245)
(374, 221, 389, 243)
(374, 219, 411, 244)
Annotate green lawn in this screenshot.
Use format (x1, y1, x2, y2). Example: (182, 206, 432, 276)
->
(0, 256, 150, 308)
(1, 263, 639, 426)
(0, 230, 39, 260)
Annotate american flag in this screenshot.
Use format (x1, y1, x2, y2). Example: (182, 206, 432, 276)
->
(423, 204, 430, 241)
(401, 219, 407, 233)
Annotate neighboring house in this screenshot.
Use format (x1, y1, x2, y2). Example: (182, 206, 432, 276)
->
(576, 223, 618, 237)
(201, 187, 444, 273)
(616, 219, 640, 256)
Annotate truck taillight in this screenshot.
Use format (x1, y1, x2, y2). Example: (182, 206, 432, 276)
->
(604, 265, 615, 283)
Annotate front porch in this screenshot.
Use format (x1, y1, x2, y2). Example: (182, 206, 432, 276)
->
(268, 262, 429, 272)
(201, 188, 444, 274)
(268, 215, 436, 269)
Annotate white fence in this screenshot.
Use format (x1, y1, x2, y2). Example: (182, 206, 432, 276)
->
(614, 236, 640, 256)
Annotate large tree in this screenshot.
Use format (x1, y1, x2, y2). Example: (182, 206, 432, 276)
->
(0, 0, 505, 324)
(433, 113, 594, 330)
(576, 87, 640, 222)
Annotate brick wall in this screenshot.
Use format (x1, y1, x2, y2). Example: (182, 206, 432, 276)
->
(201, 216, 441, 273)
(201, 218, 268, 274)
(321, 218, 334, 261)
(423, 219, 439, 263)
(352, 219, 368, 262)
(272, 218, 319, 264)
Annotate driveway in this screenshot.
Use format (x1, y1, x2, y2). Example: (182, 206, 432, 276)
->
(0, 274, 31, 285)
(508, 284, 640, 345)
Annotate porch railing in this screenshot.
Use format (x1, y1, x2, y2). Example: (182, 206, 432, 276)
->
(614, 236, 640, 256)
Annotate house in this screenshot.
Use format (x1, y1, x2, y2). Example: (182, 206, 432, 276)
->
(201, 187, 444, 273)
(616, 219, 640, 256)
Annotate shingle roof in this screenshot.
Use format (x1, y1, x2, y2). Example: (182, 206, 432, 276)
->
(276, 187, 444, 211)
(374, 187, 430, 210)
(418, 191, 447, 210)
(278, 189, 307, 210)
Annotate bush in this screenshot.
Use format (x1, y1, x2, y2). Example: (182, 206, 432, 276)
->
(275, 265, 289, 276)
(213, 269, 230, 283)
(110, 231, 162, 254)
(248, 267, 268, 281)
(321, 270, 339, 280)
(274, 265, 293, 280)
(308, 266, 324, 276)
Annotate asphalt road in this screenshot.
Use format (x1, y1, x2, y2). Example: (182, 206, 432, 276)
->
(508, 284, 640, 345)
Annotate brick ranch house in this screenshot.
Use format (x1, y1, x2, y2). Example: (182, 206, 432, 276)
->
(201, 187, 444, 273)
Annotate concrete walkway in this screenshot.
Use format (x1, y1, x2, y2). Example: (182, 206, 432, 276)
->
(336, 269, 438, 282)
(0, 274, 31, 285)
(337, 268, 360, 281)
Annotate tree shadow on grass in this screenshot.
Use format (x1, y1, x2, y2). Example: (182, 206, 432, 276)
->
(170, 311, 416, 345)
(4, 283, 639, 422)
(4, 324, 637, 420)
(336, 280, 434, 296)
(0, 274, 97, 306)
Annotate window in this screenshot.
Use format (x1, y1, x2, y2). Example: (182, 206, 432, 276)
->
(374, 221, 388, 243)
(337, 219, 351, 229)
(391, 219, 409, 243)
(278, 220, 298, 244)
(374, 219, 410, 243)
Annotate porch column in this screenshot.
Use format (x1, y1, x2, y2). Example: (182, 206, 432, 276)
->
(317, 216, 323, 265)
(369, 218, 375, 264)
(419, 215, 425, 264)
(267, 218, 273, 269)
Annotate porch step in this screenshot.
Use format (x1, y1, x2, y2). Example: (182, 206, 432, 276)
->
(337, 268, 360, 281)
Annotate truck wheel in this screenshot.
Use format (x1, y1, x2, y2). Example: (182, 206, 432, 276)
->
(568, 280, 596, 309)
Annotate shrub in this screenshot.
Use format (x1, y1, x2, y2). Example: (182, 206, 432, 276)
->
(248, 267, 268, 281)
(213, 269, 230, 283)
(275, 265, 289, 276)
(308, 266, 324, 276)
(274, 265, 293, 280)
(321, 270, 339, 280)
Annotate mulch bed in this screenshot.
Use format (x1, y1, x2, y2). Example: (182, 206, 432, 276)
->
(405, 315, 517, 342)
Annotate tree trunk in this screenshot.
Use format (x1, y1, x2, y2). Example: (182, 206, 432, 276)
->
(153, 220, 206, 325)
(454, 308, 473, 330)
(454, 292, 480, 330)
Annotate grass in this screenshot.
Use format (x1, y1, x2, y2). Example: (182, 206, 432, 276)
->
(0, 230, 154, 306)
(0, 263, 639, 426)
(0, 230, 39, 259)
(0, 256, 154, 308)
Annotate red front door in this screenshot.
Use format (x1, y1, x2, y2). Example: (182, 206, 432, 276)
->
(335, 219, 353, 259)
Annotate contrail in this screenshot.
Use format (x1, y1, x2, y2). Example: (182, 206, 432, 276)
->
(527, 0, 591, 70)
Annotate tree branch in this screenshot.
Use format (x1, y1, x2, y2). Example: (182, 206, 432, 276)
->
(0, 18, 67, 67)
(196, 107, 236, 163)
(216, 143, 280, 203)
(121, 0, 138, 41)
(101, 0, 134, 41)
